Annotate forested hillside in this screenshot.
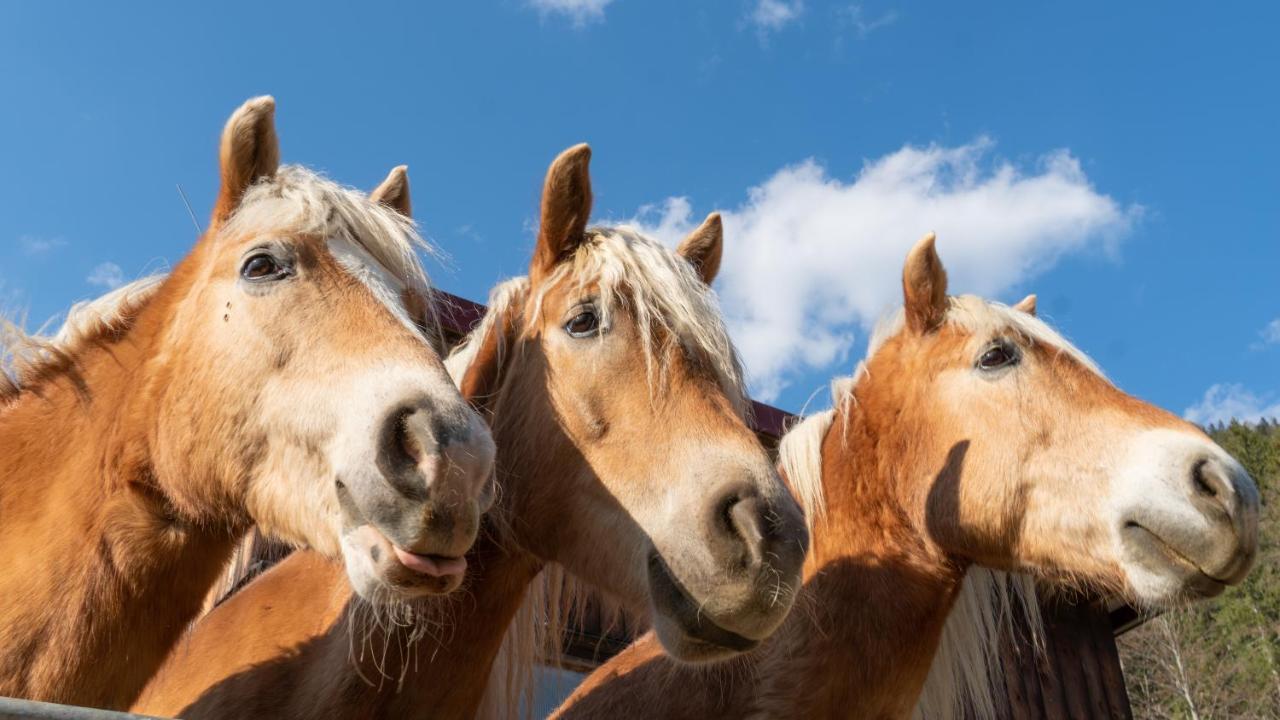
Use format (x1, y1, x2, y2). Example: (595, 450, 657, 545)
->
(1119, 420, 1280, 719)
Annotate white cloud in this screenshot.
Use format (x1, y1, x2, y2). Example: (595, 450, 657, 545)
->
(1185, 384, 1280, 426)
(839, 3, 897, 37)
(623, 139, 1139, 401)
(19, 235, 66, 256)
(528, 0, 613, 26)
(1260, 318, 1280, 346)
(86, 262, 125, 290)
(749, 0, 805, 35)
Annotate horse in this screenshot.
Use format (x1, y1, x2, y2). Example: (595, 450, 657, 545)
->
(554, 232, 1260, 719)
(0, 97, 496, 709)
(130, 144, 811, 719)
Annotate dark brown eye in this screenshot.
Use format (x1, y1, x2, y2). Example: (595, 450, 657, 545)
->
(977, 340, 1020, 371)
(564, 309, 600, 338)
(241, 253, 288, 282)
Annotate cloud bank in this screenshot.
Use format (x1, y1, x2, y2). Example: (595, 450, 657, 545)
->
(839, 3, 897, 38)
(86, 262, 124, 290)
(1185, 384, 1280, 426)
(624, 139, 1139, 401)
(1260, 319, 1280, 346)
(749, 0, 805, 35)
(19, 236, 66, 256)
(528, 0, 613, 26)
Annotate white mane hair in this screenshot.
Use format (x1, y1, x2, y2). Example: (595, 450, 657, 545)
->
(777, 405, 837, 529)
(221, 165, 441, 347)
(913, 569, 1041, 720)
(0, 275, 164, 400)
(53, 275, 167, 347)
(865, 295, 1107, 380)
(3, 166, 440, 404)
(531, 225, 750, 417)
(444, 277, 529, 388)
(778, 293, 1110, 719)
(476, 563, 608, 720)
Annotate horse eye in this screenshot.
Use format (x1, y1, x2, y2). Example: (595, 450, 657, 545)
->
(564, 309, 600, 338)
(977, 341, 1020, 371)
(241, 253, 287, 282)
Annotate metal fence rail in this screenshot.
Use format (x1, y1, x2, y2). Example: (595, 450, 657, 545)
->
(0, 698, 163, 720)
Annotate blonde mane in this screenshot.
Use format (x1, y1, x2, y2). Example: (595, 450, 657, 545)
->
(778, 294, 1109, 719)
(913, 569, 1041, 720)
(2, 166, 439, 406)
(222, 165, 441, 347)
(533, 225, 750, 416)
(0, 276, 164, 401)
(777, 407, 836, 530)
(866, 295, 1106, 380)
(444, 277, 529, 388)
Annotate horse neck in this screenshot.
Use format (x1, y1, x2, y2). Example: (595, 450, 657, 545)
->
(0, 286, 241, 708)
(361, 531, 537, 719)
(159, 514, 543, 720)
(751, 397, 967, 719)
(381, 372, 563, 718)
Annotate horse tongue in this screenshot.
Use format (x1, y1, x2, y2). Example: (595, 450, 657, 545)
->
(392, 546, 467, 577)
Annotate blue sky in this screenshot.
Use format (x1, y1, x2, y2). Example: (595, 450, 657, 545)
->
(1, 1, 1276, 420)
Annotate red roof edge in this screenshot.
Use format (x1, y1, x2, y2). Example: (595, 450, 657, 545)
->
(431, 289, 795, 439)
(432, 289, 488, 336)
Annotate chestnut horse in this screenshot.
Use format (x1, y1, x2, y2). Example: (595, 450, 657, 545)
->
(0, 97, 495, 709)
(556, 233, 1260, 719)
(132, 144, 809, 719)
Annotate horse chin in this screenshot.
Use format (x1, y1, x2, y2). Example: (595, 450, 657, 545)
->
(1119, 523, 1233, 608)
(339, 524, 466, 603)
(646, 552, 761, 663)
(650, 614, 760, 664)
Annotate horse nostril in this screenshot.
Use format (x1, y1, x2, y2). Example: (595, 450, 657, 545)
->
(381, 406, 438, 472)
(396, 410, 424, 465)
(726, 496, 767, 569)
(1191, 458, 1233, 504)
(715, 490, 741, 536)
(732, 500, 765, 547)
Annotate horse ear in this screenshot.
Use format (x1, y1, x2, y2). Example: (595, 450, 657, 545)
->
(531, 144, 592, 285)
(676, 212, 724, 285)
(1012, 293, 1037, 317)
(370, 165, 412, 218)
(902, 232, 949, 334)
(211, 96, 280, 232)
